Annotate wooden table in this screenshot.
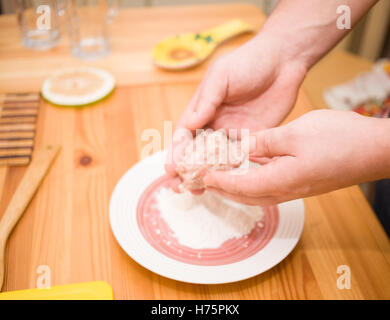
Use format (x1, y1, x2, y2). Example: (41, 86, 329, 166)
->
(0, 3, 389, 299)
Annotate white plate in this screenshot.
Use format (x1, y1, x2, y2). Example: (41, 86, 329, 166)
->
(109, 151, 305, 284)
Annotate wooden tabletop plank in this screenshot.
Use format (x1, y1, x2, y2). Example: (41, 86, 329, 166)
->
(0, 3, 266, 93)
(0, 3, 389, 299)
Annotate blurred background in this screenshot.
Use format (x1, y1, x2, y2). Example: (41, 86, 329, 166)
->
(2, 0, 390, 60)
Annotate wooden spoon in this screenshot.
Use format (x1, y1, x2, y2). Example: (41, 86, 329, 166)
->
(152, 19, 255, 70)
(0, 145, 60, 291)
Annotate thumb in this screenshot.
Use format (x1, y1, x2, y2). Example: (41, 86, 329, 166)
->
(203, 156, 295, 197)
(165, 127, 193, 176)
(186, 69, 227, 130)
(242, 127, 288, 159)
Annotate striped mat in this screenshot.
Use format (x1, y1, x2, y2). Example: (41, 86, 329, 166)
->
(0, 93, 40, 166)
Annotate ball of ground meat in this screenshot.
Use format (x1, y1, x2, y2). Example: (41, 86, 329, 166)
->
(175, 129, 245, 191)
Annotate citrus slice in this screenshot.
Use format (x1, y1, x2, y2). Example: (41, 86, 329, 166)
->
(41, 67, 115, 107)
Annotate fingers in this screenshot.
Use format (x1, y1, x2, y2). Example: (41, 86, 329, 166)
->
(248, 156, 280, 165)
(167, 176, 182, 193)
(165, 127, 193, 177)
(204, 168, 263, 197)
(175, 89, 201, 131)
(203, 156, 296, 198)
(186, 66, 227, 130)
(166, 176, 205, 195)
(165, 93, 199, 178)
(164, 149, 177, 177)
(165, 62, 227, 178)
(207, 187, 279, 206)
(206, 186, 275, 206)
(242, 126, 288, 159)
(191, 189, 205, 195)
(201, 127, 289, 195)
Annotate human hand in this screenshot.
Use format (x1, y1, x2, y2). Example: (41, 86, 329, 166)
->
(203, 110, 390, 206)
(165, 0, 379, 191)
(165, 33, 308, 185)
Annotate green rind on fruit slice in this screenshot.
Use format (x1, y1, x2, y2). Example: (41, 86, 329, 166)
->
(40, 67, 116, 108)
(40, 87, 115, 108)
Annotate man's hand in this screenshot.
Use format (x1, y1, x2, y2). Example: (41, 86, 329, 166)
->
(165, 34, 307, 181)
(203, 110, 390, 206)
(165, 0, 378, 191)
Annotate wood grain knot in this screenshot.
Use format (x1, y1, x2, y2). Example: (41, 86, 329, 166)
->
(79, 155, 92, 167)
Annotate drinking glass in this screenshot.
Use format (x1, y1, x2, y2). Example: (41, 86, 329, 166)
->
(15, 0, 63, 50)
(65, 0, 118, 59)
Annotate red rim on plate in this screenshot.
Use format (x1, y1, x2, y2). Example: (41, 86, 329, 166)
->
(137, 175, 279, 266)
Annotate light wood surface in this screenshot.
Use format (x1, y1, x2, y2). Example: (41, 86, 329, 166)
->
(0, 4, 263, 92)
(0, 144, 60, 290)
(0, 3, 389, 299)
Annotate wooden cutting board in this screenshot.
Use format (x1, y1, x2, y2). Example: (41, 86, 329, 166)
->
(0, 93, 40, 166)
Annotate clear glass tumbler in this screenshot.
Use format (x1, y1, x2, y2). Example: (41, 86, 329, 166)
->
(15, 0, 62, 50)
(65, 0, 118, 59)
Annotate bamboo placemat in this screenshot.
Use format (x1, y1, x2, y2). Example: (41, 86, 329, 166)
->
(0, 93, 40, 166)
